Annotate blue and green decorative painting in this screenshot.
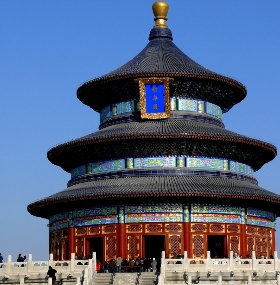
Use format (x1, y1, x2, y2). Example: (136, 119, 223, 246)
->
(100, 98, 222, 123)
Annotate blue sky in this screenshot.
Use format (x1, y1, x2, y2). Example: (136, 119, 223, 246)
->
(1, 1, 279, 261)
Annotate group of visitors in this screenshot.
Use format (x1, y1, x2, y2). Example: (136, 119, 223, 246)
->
(96, 256, 159, 273)
(233, 252, 274, 265)
(0, 253, 26, 264)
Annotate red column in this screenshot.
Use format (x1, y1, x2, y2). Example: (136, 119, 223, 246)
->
(183, 222, 190, 255)
(68, 227, 75, 259)
(118, 223, 126, 258)
(271, 228, 276, 256)
(240, 224, 247, 257)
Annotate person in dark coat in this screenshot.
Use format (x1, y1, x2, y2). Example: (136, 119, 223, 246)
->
(47, 266, 57, 285)
(17, 254, 26, 267)
(17, 254, 26, 262)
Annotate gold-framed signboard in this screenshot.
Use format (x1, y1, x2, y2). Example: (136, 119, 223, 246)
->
(136, 77, 173, 120)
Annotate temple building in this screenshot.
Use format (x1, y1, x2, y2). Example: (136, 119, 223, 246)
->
(28, 2, 280, 262)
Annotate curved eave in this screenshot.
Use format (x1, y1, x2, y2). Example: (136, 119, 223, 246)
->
(28, 175, 280, 218)
(47, 133, 276, 171)
(77, 73, 246, 113)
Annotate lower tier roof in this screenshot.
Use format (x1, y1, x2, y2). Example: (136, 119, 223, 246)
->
(28, 175, 280, 218)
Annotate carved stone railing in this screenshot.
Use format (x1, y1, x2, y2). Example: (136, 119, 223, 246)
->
(0, 253, 97, 285)
(159, 250, 280, 285)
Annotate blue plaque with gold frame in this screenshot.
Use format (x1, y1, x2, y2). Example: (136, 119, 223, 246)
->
(136, 77, 173, 119)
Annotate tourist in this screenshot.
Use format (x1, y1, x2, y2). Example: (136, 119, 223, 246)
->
(151, 258, 157, 272)
(17, 254, 26, 262)
(47, 266, 57, 285)
(103, 260, 109, 273)
(144, 258, 151, 272)
(17, 254, 26, 267)
(109, 259, 116, 273)
(135, 257, 141, 272)
(259, 254, 265, 264)
(0, 253, 3, 263)
(96, 260, 101, 272)
(121, 258, 128, 272)
(129, 258, 135, 272)
(116, 256, 122, 273)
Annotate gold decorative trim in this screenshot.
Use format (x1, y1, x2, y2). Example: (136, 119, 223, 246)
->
(136, 77, 173, 120)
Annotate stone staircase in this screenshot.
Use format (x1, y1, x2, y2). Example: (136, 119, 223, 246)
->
(90, 272, 158, 285)
(138, 272, 158, 285)
(91, 273, 114, 285)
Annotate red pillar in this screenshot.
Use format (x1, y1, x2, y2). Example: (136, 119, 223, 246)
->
(240, 224, 247, 257)
(118, 223, 126, 259)
(271, 228, 276, 257)
(68, 227, 75, 259)
(183, 222, 192, 257)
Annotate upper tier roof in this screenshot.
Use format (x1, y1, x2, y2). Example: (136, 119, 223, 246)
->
(77, 6, 246, 113)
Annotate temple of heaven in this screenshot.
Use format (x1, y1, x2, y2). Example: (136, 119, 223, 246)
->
(28, 2, 279, 262)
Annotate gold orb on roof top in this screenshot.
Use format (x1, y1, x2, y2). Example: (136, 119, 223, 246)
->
(152, 1, 169, 28)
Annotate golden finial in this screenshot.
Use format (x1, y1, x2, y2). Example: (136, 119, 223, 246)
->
(152, 1, 169, 28)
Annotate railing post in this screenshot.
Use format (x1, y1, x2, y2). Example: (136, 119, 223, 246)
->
(206, 251, 211, 270)
(92, 252, 96, 274)
(274, 251, 278, 271)
(20, 276, 25, 285)
(88, 259, 93, 279)
(183, 251, 188, 270)
(252, 251, 256, 271)
(76, 276, 81, 285)
(70, 253, 75, 273)
(160, 251, 165, 273)
(218, 274, 222, 285)
(49, 253, 54, 268)
(6, 255, 12, 275)
(48, 277, 52, 285)
(248, 274, 252, 285)
(83, 268, 89, 285)
(27, 254, 32, 274)
(229, 251, 234, 270)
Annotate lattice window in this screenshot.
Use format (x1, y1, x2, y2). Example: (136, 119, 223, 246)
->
(246, 226, 255, 235)
(261, 238, 267, 256)
(62, 240, 68, 260)
(146, 224, 162, 232)
(170, 235, 181, 257)
(89, 226, 100, 234)
(227, 225, 239, 233)
(193, 235, 203, 256)
(76, 227, 86, 235)
(230, 236, 239, 255)
(127, 236, 139, 258)
(106, 236, 116, 258)
(191, 224, 206, 232)
(103, 225, 116, 233)
(255, 237, 262, 258)
(165, 224, 182, 232)
(127, 224, 142, 232)
(268, 238, 272, 255)
(210, 224, 224, 232)
(247, 237, 254, 256)
(62, 230, 68, 238)
(55, 243, 59, 260)
(257, 228, 265, 236)
(76, 238, 83, 258)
